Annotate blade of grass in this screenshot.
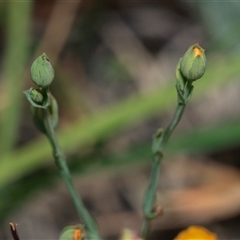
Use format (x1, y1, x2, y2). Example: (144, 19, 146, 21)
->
(0, 1, 33, 155)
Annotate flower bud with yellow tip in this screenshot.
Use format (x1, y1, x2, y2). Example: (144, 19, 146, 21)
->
(180, 44, 206, 81)
(59, 225, 85, 240)
(30, 53, 54, 88)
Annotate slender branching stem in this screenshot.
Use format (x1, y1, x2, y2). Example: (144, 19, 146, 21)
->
(42, 110, 101, 240)
(141, 91, 189, 239)
(161, 104, 185, 149)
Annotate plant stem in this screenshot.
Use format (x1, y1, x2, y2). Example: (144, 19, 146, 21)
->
(9, 222, 20, 240)
(161, 104, 185, 149)
(42, 110, 101, 240)
(141, 102, 186, 239)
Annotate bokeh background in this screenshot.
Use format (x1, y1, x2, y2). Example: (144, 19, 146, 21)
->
(1, 0, 240, 239)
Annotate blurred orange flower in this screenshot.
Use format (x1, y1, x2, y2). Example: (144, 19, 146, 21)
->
(174, 226, 217, 240)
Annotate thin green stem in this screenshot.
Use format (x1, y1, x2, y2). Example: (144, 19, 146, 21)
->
(161, 104, 185, 149)
(42, 110, 101, 240)
(141, 154, 161, 239)
(141, 101, 187, 239)
(141, 216, 151, 240)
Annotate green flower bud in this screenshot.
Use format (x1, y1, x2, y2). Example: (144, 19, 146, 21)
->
(180, 44, 206, 81)
(29, 88, 43, 103)
(24, 87, 50, 109)
(30, 53, 54, 88)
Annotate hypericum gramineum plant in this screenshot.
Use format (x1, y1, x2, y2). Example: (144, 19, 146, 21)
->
(22, 44, 206, 240)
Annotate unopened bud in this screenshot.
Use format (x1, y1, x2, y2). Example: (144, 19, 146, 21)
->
(29, 88, 43, 103)
(59, 225, 85, 240)
(180, 44, 206, 81)
(30, 53, 54, 88)
(24, 87, 50, 109)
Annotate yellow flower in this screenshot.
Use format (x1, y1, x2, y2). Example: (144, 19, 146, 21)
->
(174, 226, 217, 240)
(119, 229, 143, 240)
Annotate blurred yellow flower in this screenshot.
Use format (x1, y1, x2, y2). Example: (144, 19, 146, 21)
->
(174, 226, 217, 240)
(119, 229, 143, 240)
